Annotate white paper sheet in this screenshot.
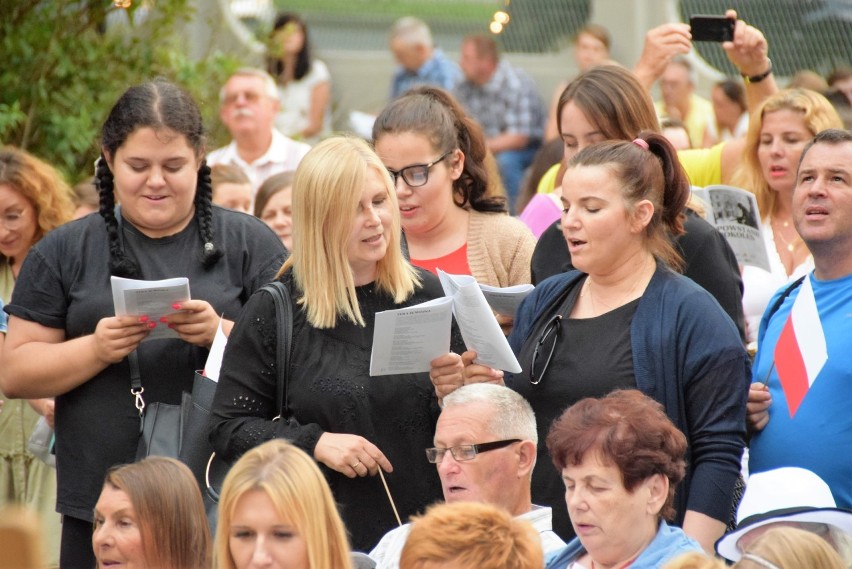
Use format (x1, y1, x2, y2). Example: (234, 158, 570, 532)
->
(203, 317, 227, 382)
(111, 276, 191, 342)
(438, 270, 522, 373)
(369, 297, 454, 376)
(478, 283, 535, 317)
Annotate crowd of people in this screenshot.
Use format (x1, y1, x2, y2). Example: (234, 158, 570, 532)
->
(1, 6, 851, 569)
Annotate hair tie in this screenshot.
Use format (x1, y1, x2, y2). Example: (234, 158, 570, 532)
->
(632, 138, 649, 150)
(204, 242, 215, 253)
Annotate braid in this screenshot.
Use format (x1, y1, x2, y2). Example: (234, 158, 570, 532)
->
(96, 156, 141, 278)
(195, 160, 223, 269)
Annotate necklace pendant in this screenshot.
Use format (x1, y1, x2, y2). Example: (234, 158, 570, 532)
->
(787, 243, 794, 252)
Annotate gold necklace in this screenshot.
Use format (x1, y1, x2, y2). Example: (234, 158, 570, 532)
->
(773, 218, 802, 253)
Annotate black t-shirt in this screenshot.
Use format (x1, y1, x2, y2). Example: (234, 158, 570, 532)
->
(6, 207, 286, 521)
(210, 269, 466, 551)
(513, 276, 638, 539)
(530, 210, 746, 340)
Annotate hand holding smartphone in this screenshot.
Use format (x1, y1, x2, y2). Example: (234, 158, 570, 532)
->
(689, 15, 735, 42)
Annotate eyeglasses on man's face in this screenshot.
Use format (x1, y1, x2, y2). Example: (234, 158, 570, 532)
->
(425, 439, 521, 464)
(529, 314, 562, 385)
(386, 151, 453, 188)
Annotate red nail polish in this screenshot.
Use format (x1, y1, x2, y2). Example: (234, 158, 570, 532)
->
(139, 315, 149, 323)
(147, 322, 157, 329)
(167, 323, 174, 329)
(159, 317, 169, 323)
(172, 303, 181, 310)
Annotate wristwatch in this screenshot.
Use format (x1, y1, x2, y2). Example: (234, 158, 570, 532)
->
(742, 60, 773, 84)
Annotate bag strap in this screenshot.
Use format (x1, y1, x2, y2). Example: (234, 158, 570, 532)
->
(765, 275, 807, 323)
(129, 351, 145, 431)
(260, 281, 293, 420)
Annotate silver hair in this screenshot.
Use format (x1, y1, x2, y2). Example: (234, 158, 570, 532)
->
(390, 16, 433, 48)
(442, 384, 537, 444)
(219, 67, 279, 103)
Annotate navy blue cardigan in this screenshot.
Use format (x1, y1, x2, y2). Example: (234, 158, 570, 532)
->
(507, 264, 751, 524)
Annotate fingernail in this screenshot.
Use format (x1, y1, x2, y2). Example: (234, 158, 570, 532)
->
(139, 315, 149, 323)
(172, 303, 181, 310)
(159, 317, 169, 323)
(147, 322, 157, 329)
(167, 323, 174, 329)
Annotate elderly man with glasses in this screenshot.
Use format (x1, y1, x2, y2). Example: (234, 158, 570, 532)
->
(369, 383, 564, 568)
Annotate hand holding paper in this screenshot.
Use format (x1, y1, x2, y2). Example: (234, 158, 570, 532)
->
(438, 270, 522, 374)
(111, 276, 191, 342)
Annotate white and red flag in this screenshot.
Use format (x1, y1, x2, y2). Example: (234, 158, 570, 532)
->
(773, 276, 828, 417)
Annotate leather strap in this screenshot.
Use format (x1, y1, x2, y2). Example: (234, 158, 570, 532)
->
(261, 281, 293, 421)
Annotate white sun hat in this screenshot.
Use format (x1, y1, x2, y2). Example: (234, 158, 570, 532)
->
(715, 467, 852, 562)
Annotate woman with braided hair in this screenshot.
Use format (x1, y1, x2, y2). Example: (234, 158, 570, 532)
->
(0, 80, 286, 568)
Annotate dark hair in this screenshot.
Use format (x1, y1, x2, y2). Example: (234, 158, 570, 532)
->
(567, 131, 688, 269)
(254, 170, 296, 218)
(715, 78, 747, 113)
(97, 80, 222, 278)
(547, 390, 687, 521)
(267, 12, 311, 82)
(557, 65, 660, 140)
(373, 86, 506, 213)
(797, 128, 852, 173)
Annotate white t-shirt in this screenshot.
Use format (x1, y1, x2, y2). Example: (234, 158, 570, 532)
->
(206, 128, 311, 192)
(274, 59, 332, 143)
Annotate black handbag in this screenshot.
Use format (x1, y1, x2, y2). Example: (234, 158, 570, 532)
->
(203, 281, 293, 502)
(132, 281, 293, 515)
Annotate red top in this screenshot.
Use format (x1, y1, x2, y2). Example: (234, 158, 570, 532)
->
(410, 242, 470, 276)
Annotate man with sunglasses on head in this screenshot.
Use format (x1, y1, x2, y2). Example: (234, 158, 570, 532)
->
(369, 383, 564, 568)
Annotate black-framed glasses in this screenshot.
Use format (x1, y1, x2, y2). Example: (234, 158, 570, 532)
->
(529, 314, 562, 385)
(386, 151, 452, 188)
(425, 439, 521, 464)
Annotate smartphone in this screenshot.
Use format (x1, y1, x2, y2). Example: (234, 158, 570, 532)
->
(689, 15, 735, 42)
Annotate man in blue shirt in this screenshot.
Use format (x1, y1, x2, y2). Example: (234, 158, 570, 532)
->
(389, 17, 460, 100)
(748, 129, 852, 509)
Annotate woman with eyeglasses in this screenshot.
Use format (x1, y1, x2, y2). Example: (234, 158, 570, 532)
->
(210, 136, 465, 552)
(0, 146, 74, 566)
(372, 86, 536, 292)
(464, 133, 750, 554)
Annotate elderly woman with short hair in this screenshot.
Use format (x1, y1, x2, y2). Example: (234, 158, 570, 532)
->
(545, 390, 703, 569)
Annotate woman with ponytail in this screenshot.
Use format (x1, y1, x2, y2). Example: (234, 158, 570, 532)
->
(0, 80, 285, 568)
(372, 86, 536, 291)
(461, 133, 750, 554)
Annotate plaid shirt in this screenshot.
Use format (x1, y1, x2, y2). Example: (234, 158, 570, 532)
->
(454, 59, 545, 141)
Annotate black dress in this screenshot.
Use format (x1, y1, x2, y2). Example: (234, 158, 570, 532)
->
(210, 269, 464, 551)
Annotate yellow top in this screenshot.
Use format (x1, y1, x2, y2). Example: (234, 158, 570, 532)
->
(534, 141, 726, 195)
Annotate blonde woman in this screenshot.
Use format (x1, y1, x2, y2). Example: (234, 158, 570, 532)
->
(732, 89, 842, 344)
(210, 136, 464, 551)
(215, 439, 352, 569)
(735, 527, 846, 569)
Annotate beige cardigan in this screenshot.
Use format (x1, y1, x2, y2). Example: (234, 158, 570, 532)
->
(466, 210, 536, 288)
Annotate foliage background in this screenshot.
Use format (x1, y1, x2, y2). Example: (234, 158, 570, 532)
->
(0, 1, 242, 183)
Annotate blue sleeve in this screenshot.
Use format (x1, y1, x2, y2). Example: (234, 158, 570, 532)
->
(679, 293, 750, 522)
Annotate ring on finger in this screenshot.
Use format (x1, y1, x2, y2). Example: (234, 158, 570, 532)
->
(351, 461, 361, 468)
